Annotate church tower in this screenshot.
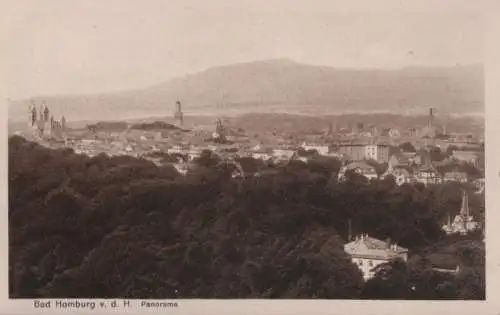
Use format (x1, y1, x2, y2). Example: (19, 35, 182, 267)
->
(213, 118, 227, 143)
(61, 116, 66, 130)
(29, 102, 37, 127)
(174, 98, 184, 126)
(460, 189, 470, 218)
(43, 101, 50, 122)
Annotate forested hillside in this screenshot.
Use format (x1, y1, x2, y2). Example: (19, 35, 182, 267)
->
(8, 136, 484, 299)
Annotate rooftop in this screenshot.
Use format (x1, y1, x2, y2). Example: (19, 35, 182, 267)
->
(344, 234, 408, 260)
(344, 161, 377, 172)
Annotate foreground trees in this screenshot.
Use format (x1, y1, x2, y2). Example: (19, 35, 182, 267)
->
(8, 136, 484, 299)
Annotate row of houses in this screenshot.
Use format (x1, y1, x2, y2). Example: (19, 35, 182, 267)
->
(338, 157, 481, 186)
(136, 141, 482, 186)
(160, 145, 481, 187)
(337, 160, 445, 185)
(298, 141, 481, 167)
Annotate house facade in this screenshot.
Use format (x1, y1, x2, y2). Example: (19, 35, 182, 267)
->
(451, 150, 480, 167)
(273, 148, 297, 161)
(338, 144, 366, 161)
(338, 143, 390, 163)
(387, 152, 421, 170)
(301, 143, 330, 156)
(251, 148, 273, 161)
(381, 166, 413, 185)
(344, 234, 408, 280)
(338, 162, 378, 181)
(414, 162, 442, 185)
(365, 144, 390, 162)
(443, 171, 468, 183)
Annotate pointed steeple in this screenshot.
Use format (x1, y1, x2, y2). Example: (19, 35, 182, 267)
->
(42, 101, 49, 121)
(29, 101, 37, 126)
(174, 96, 183, 125)
(460, 189, 470, 217)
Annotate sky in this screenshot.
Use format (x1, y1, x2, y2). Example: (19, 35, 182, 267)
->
(1, 0, 485, 99)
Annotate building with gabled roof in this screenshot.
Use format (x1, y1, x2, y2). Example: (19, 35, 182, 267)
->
(337, 141, 390, 163)
(387, 152, 422, 170)
(443, 171, 468, 183)
(381, 166, 414, 186)
(414, 159, 442, 185)
(338, 161, 378, 181)
(301, 142, 330, 156)
(451, 150, 480, 167)
(344, 234, 408, 280)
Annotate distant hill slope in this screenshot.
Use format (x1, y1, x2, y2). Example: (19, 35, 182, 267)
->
(8, 59, 484, 122)
(130, 121, 185, 131)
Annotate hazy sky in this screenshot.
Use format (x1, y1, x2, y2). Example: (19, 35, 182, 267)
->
(2, 0, 484, 99)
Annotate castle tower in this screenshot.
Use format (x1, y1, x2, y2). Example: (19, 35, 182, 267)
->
(29, 102, 37, 127)
(174, 98, 184, 125)
(213, 118, 226, 142)
(39, 104, 44, 122)
(43, 102, 50, 122)
(61, 116, 66, 130)
(325, 123, 334, 136)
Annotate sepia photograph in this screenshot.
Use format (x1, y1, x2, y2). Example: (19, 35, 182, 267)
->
(4, 0, 487, 303)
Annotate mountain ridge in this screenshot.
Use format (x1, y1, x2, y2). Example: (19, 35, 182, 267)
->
(8, 59, 484, 122)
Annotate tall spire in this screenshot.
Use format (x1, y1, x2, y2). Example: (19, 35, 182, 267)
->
(460, 189, 470, 217)
(428, 107, 435, 128)
(174, 97, 183, 125)
(29, 101, 37, 126)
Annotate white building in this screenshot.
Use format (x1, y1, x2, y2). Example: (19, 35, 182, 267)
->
(167, 145, 185, 155)
(344, 234, 408, 280)
(381, 167, 413, 186)
(414, 161, 442, 185)
(388, 128, 401, 138)
(443, 171, 468, 183)
(273, 148, 296, 160)
(364, 145, 379, 161)
(338, 161, 378, 181)
(301, 143, 329, 156)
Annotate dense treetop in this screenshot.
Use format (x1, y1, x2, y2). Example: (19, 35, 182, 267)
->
(8, 136, 484, 299)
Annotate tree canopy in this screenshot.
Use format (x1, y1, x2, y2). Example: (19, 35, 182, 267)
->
(8, 136, 484, 299)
